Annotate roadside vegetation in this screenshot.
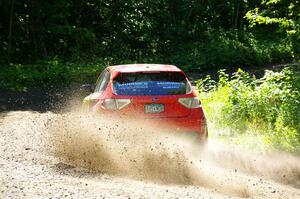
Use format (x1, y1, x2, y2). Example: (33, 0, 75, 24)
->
(0, 60, 106, 91)
(197, 66, 300, 153)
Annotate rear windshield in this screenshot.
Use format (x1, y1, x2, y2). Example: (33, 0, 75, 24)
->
(113, 72, 189, 96)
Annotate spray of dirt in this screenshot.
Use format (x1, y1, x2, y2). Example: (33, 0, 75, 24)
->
(1, 107, 300, 198)
(47, 111, 251, 197)
(205, 140, 300, 189)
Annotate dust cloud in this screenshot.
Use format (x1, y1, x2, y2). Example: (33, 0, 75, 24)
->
(45, 109, 300, 198)
(47, 111, 251, 197)
(206, 140, 300, 189)
(2, 108, 300, 198)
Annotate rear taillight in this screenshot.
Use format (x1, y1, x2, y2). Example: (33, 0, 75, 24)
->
(178, 97, 201, 109)
(102, 99, 131, 110)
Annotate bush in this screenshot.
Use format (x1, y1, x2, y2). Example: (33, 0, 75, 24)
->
(197, 66, 300, 152)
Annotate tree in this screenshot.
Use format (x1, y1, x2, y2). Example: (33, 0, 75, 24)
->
(246, 0, 300, 59)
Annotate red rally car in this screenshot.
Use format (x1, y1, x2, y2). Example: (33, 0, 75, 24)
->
(82, 64, 208, 143)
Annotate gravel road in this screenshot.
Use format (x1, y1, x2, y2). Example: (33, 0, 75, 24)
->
(1, 111, 300, 199)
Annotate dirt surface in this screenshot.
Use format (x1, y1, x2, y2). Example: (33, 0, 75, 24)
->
(1, 110, 300, 199)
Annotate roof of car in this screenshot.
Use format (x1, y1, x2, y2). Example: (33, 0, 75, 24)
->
(108, 64, 182, 73)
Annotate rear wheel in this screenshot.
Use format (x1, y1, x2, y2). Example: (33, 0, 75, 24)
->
(195, 126, 208, 150)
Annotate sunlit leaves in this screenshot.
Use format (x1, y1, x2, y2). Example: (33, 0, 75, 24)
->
(245, 0, 300, 58)
(198, 66, 300, 152)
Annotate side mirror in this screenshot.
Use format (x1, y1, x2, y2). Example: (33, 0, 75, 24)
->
(80, 84, 95, 92)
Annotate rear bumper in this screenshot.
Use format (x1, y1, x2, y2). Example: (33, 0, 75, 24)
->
(93, 106, 207, 142)
(145, 111, 207, 141)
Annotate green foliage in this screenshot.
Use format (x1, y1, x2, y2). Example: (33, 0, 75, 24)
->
(0, 59, 106, 91)
(246, 0, 300, 58)
(197, 66, 300, 152)
(0, 0, 296, 67)
(161, 30, 294, 71)
(0, 0, 298, 91)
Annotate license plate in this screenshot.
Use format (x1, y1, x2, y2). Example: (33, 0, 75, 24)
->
(145, 104, 164, 114)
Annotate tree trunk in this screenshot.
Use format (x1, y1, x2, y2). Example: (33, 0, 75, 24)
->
(30, 0, 47, 60)
(8, 0, 14, 62)
(234, 1, 240, 29)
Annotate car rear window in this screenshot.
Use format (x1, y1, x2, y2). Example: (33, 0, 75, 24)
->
(113, 72, 190, 96)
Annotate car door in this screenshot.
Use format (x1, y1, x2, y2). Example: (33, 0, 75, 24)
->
(82, 69, 111, 110)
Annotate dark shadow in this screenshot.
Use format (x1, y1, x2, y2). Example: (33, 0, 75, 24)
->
(0, 85, 88, 113)
(187, 63, 298, 84)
